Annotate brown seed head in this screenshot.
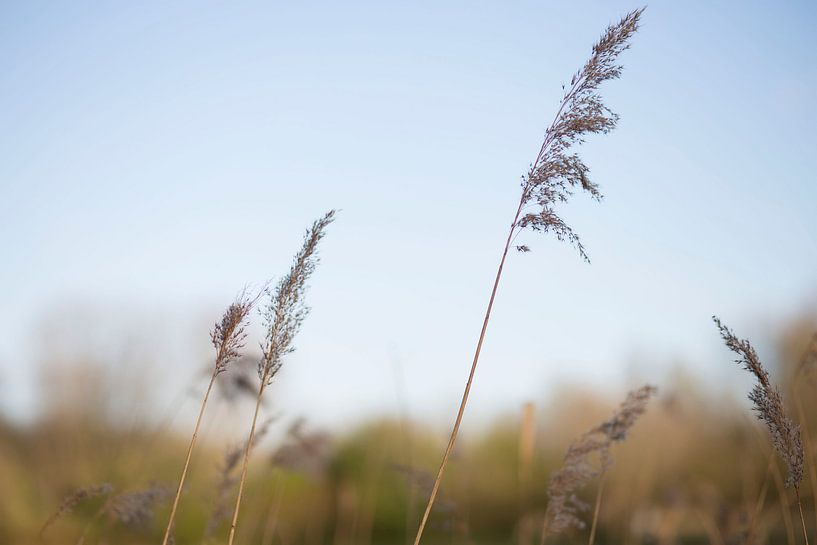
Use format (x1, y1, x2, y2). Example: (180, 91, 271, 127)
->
(516, 8, 644, 261)
(40, 483, 114, 537)
(211, 289, 261, 375)
(108, 482, 170, 529)
(713, 316, 804, 489)
(259, 210, 336, 384)
(543, 384, 655, 538)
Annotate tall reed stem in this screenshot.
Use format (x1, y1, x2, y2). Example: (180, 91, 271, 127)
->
(796, 488, 810, 545)
(793, 387, 817, 536)
(587, 471, 606, 545)
(162, 370, 218, 545)
(412, 10, 643, 542)
(412, 195, 526, 545)
(413, 85, 579, 545)
(227, 375, 267, 545)
(770, 457, 796, 545)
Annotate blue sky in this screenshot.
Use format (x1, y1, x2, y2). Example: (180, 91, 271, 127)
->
(1, 1, 815, 431)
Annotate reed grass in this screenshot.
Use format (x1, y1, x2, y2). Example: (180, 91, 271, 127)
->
(226, 210, 336, 545)
(413, 9, 645, 545)
(714, 316, 809, 545)
(161, 289, 262, 545)
(39, 483, 113, 539)
(539, 385, 656, 544)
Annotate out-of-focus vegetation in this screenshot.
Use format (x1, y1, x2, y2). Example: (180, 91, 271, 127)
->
(2, 314, 816, 545)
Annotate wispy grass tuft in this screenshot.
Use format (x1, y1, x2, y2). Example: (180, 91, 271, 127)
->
(540, 385, 656, 544)
(161, 288, 263, 545)
(226, 210, 336, 545)
(39, 483, 113, 538)
(713, 317, 803, 489)
(109, 482, 171, 530)
(713, 316, 808, 545)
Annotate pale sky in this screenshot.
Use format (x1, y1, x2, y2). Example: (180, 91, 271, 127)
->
(1, 1, 816, 433)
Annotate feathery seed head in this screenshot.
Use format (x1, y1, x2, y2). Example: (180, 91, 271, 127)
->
(713, 316, 804, 489)
(516, 8, 644, 261)
(259, 210, 336, 384)
(40, 483, 114, 536)
(595, 384, 657, 442)
(109, 483, 170, 529)
(543, 383, 655, 538)
(211, 289, 259, 375)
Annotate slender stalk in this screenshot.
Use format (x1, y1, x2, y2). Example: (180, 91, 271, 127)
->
(797, 488, 810, 545)
(162, 371, 218, 545)
(587, 471, 606, 545)
(227, 376, 267, 545)
(794, 386, 817, 535)
(162, 291, 256, 545)
(413, 65, 565, 543)
(412, 10, 643, 543)
(413, 196, 526, 545)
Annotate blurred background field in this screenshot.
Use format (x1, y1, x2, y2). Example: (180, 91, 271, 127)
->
(2, 2, 817, 545)
(2, 309, 816, 544)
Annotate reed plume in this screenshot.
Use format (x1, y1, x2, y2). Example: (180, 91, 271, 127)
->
(161, 289, 261, 545)
(69, 483, 170, 545)
(713, 316, 807, 544)
(413, 9, 645, 545)
(110, 482, 171, 530)
(713, 317, 803, 489)
(540, 385, 656, 544)
(226, 210, 336, 545)
(39, 483, 113, 538)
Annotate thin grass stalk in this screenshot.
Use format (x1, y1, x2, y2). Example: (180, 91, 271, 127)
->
(747, 415, 794, 545)
(162, 291, 257, 545)
(587, 471, 606, 545)
(794, 394, 817, 535)
(161, 371, 218, 545)
(227, 211, 335, 544)
(797, 488, 810, 545)
(227, 377, 266, 545)
(413, 197, 524, 545)
(794, 372, 817, 537)
(413, 10, 644, 543)
(770, 452, 796, 545)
